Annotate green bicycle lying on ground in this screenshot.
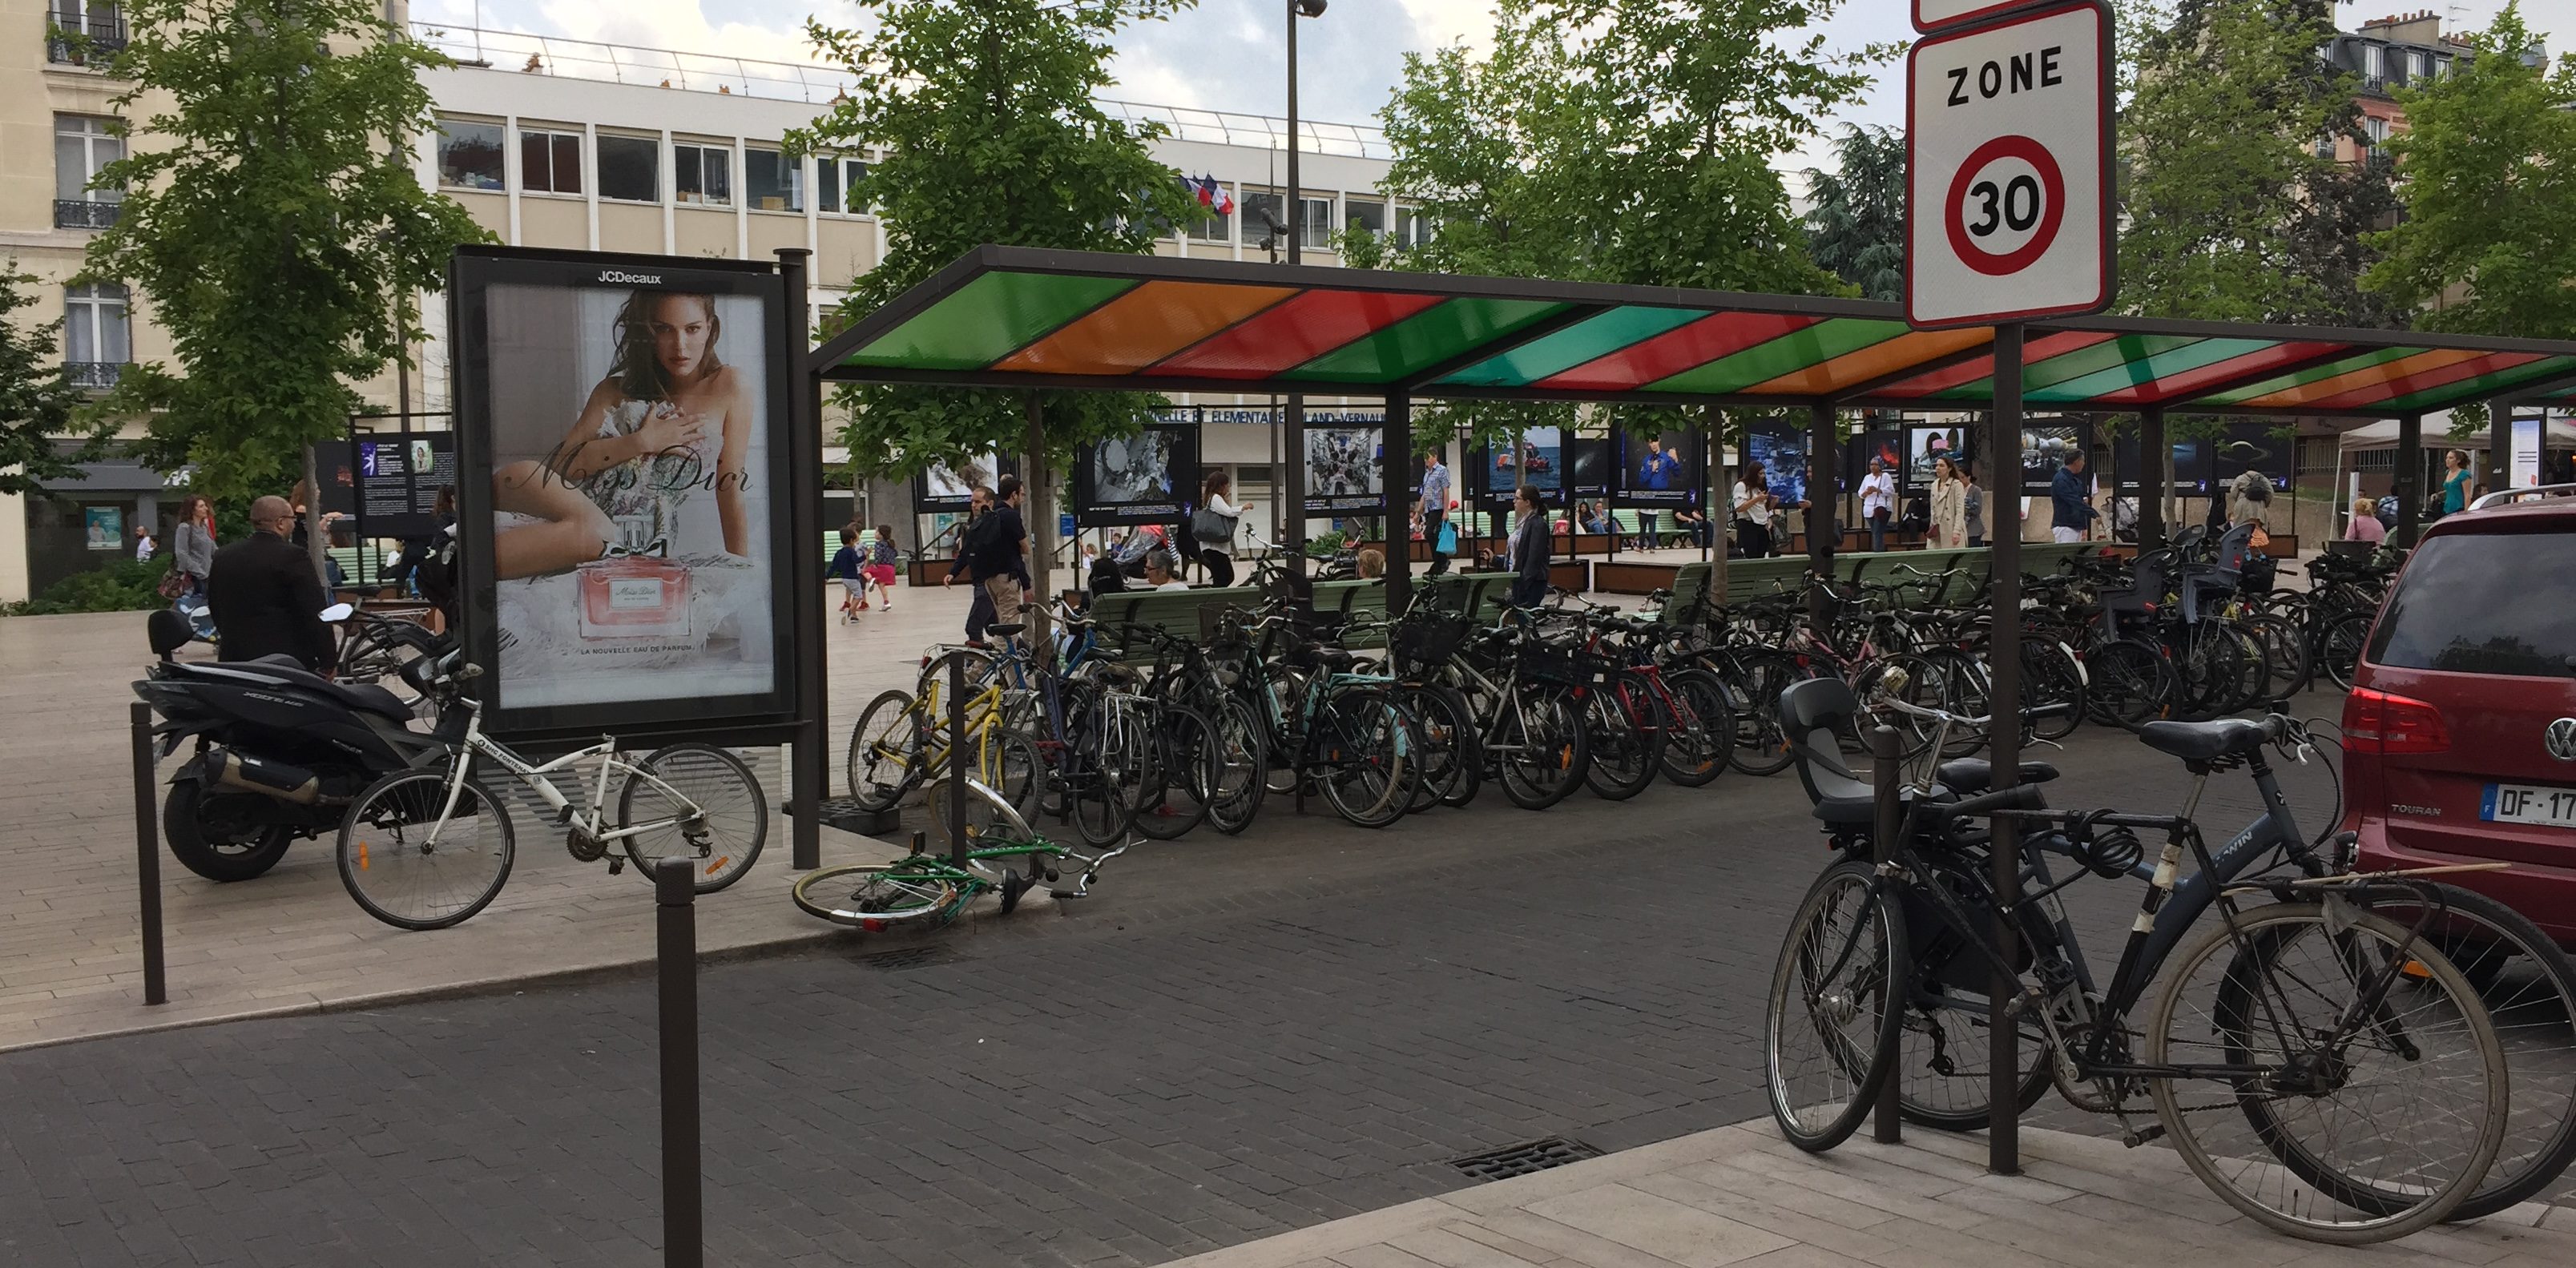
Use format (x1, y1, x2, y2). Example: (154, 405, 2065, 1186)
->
(791, 777, 1130, 929)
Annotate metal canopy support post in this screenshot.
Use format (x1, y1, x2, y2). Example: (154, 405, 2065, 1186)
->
(1869, 724, 1904, 1145)
(1986, 323, 2026, 1177)
(1807, 403, 1836, 628)
(1284, 396, 1307, 564)
(2139, 407, 2166, 551)
(2395, 413, 2424, 546)
(1022, 393, 1053, 653)
(777, 248, 824, 872)
(1385, 393, 1413, 614)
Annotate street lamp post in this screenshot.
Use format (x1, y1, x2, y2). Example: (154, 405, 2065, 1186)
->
(1281, 0, 1325, 569)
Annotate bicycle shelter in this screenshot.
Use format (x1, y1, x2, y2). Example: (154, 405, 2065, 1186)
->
(804, 244, 2576, 614)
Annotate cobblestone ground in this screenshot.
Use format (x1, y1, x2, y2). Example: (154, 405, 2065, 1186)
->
(2, 691, 2562, 1267)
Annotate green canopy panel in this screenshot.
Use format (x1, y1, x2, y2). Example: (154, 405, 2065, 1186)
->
(815, 247, 2576, 418)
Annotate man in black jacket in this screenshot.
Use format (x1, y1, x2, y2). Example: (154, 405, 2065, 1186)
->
(208, 496, 337, 673)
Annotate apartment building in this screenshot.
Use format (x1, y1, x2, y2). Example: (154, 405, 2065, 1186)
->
(1, 14, 1421, 601)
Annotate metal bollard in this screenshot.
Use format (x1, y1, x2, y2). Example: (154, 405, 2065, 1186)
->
(947, 651, 968, 866)
(131, 702, 167, 1007)
(1868, 724, 1901, 1145)
(655, 858, 703, 1268)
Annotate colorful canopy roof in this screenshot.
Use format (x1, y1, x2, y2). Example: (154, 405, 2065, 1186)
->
(814, 247, 2576, 418)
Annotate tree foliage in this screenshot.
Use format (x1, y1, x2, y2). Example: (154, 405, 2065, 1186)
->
(2364, 4, 2576, 340)
(790, 0, 1199, 477)
(0, 268, 99, 498)
(1803, 126, 1905, 304)
(82, 0, 490, 506)
(2115, 0, 2398, 328)
(1347, 0, 1887, 450)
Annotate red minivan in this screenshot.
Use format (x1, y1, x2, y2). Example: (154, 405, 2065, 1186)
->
(2345, 496, 2576, 946)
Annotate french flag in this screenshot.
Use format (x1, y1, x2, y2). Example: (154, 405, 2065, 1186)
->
(1187, 174, 1235, 216)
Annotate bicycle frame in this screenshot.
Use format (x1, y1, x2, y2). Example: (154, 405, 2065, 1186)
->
(422, 701, 698, 849)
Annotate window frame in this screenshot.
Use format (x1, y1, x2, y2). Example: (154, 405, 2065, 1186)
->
(1393, 205, 1435, 252)
(434, 115, 506, 192)
(64, 281, 131, 366)
(517, 125, 583, 197)
(744, 144, 804, 213)
(1296, 195, 1336, 250)
(54, 113, 123, 204)
(595, 132, 661, 203)
(1341, 195, 1388, 241)
(672, 141, 733, 207)
(1240, 190, 1287, 251)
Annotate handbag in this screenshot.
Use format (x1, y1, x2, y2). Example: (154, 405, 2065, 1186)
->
(1190, 505, 1234, 544)
(1437, 521, 1458, 553)
(157, 570, 192, 600)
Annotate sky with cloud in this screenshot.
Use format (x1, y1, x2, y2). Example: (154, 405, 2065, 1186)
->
(413, 0, 2576, 179)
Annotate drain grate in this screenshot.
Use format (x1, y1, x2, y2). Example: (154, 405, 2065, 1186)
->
(1448, 1137, 1603, 1181)
(853, 944, 957, 971)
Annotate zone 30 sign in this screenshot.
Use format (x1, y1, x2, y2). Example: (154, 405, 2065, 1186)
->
(1905, 1, 2113, 330)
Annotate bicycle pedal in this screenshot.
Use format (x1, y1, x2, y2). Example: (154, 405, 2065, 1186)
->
(607, 856, 626, 876)
(2121, 1124, 2166, 1148)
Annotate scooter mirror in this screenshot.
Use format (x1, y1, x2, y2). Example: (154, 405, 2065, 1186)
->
(319, 602, 354, 622)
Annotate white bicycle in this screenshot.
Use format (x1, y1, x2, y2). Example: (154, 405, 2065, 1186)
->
(335, 657, 768, 930)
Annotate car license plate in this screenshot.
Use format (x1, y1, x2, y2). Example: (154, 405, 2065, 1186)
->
(2481, 783, 2576, 829)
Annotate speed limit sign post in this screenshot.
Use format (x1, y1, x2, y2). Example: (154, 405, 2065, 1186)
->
(1905, 0, 2112, 329)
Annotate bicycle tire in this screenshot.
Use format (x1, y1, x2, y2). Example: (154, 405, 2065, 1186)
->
(2318, 610, 2374, 691)
(1403, 681, 1482, 810)
(1580, 686, 1660, 801)
(1766, 858, 1909, 1153)
(1129, 704, 1218, 840)
(1062, 690, 1134, 848)
(1655, 668, 1731, 788)
(2239, 613, 2310, 700)
(2085, 638, 2172, 727)
(2148, 902, 2507, 1244)
(337, 767, 516, 932)
(1887, 855, 2053, 1130)
(619, 743, 768, 893)
(1310, 688, 1411, 829)
(1727, 651, 1808, 776)
(1495, 685, 1587, 811)
(915, 645, 998, 702)
(1204, 698, 1269, 835)
(847, 690, 926, 809)
(923, 732, 1046, 848)
(2019, 639, 2087, 743)
(791, 859, 970, 928)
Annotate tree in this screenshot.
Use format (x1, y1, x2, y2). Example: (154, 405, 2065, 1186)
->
(788, 0, 1199, 480)
(2117, 0, 2389, 327)
(1803, 126, 1905, 304)
(2364, 4, 2576, 340)
(0, 268, 99, 497)
(83, 0, 489, 525)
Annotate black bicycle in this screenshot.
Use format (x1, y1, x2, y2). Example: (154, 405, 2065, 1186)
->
(1762, 680, 2551, 1244)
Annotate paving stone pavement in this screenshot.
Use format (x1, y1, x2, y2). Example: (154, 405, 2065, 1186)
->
(7, 696, 2485, 1268)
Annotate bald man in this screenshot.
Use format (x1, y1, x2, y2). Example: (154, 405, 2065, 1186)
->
(207, 495, 337, 672)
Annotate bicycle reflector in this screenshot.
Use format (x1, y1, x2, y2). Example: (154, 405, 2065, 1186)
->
(2342, 687, 2450, 755)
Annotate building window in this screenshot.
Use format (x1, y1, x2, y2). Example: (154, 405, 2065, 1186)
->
(2363, 116, 2390, 152)
(1342, 196, 1387, 240)
(66, 282, 130, 387)
(2433, 54, 2452, 80)
(2362, 42, 2385, 84)
(598, 133, 659, 203)
(1297, 195, 1335, 250)
(1241, 191, 1287, 250)
(1185, 195, 1232, 244)
(46, 0, 127, 65)
(1393, 206, 1435, 252)
(674, 142, 731, 206)
(816, 156, 873, 215)
(54, 114, 123, 230)
(2411, 50, 2432, 82)
(518, 127, 581, 195)
(436, 117, 505, 191)
(745, 147, 802, 212)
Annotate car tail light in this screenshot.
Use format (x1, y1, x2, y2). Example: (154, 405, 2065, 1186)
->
(2343, 687, 2451, 755)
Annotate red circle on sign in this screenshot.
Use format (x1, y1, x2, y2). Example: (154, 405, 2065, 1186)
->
(1943, 135, 2066, 277)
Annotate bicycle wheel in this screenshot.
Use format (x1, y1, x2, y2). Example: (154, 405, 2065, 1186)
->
(2019, 639, 2087, 743)
(847, 690, 926, 810)
(790, 858, 969, 928)
(2239, 613, 2310, 700)
(1496, 685, 1587, 811)
(619, 743, 768, 893)
(2085, 638, 2172, 727)
(1856, 652, 1957, 760)
(923, 747, 1044, 851)
(1129, 704, 1218, 840)
(1727, 651, 1808, 776)
(1402, 681, 1482, 809)
(1888, 856, 2053, 1130)
(2147, 902, 2508, 1244)
(2315, 885, 2576, 1223)
(1655, 668, 1732, 788)
(1579, 686, 1660, 801)
(2318, 610, 2375, 691)
(1765, 858, 1909, 1153)
(1203, 698, 1269, 835)
(337, 767, 516, 931)
(1311, 689, 1411, 829)
(1060, 687, 1133, 848)
(915, 644, 997, 702)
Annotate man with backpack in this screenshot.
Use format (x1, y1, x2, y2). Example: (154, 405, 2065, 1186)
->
(945, 476, 1030, 640)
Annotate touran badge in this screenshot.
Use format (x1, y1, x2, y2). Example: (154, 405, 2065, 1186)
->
(2549, 718, 2576, 763)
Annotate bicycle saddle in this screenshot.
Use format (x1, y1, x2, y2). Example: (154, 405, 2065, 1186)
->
(2135, 718, 2269, 763)
(1931, 757, 2060, 794)
(985, 622, 1025, 638)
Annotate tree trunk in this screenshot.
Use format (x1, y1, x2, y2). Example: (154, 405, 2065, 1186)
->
(1022, 396, 1052, 656)
(302, 441, 329, 586)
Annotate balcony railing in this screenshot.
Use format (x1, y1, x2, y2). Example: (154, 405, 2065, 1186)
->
(54, 199, 121, 230)
(46, 13, 129, 66)
(66, 361, 126, 391)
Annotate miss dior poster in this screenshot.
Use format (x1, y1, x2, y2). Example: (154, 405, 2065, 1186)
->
(452, 249, 793, 731)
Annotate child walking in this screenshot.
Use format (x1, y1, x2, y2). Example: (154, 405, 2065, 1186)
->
(862, 524, 900, 612)
(829, 527, 865, 624)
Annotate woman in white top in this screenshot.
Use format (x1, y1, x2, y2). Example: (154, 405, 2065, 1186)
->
(1731, 461, 1776, 558)
(1928, 455, 1968, 549)
(1197, 470, 1243, 586)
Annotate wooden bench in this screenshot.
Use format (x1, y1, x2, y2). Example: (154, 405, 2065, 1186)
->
(1593, 560, 1680, 595)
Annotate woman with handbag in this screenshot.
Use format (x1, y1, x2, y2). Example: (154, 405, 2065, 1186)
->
(1193, 470, 1243, 586)
(1928, 455, 1967, 549)
(168, 494, 218, 606)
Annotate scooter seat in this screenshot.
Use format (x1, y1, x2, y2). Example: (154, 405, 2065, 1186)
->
(180, 655, 415, 721)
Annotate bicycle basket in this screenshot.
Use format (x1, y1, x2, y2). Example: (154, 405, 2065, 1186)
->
(1517, 642, 1612, 688)
(1393, 615, 1470, 671)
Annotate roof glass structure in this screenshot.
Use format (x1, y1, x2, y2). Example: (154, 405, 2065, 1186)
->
(816, 248, 2576, 418)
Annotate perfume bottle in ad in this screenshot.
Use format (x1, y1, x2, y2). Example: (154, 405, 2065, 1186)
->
(578, 543, 692, 641)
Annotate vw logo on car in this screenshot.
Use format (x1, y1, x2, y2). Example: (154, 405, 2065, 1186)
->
(2548, 717, 2576, 763)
